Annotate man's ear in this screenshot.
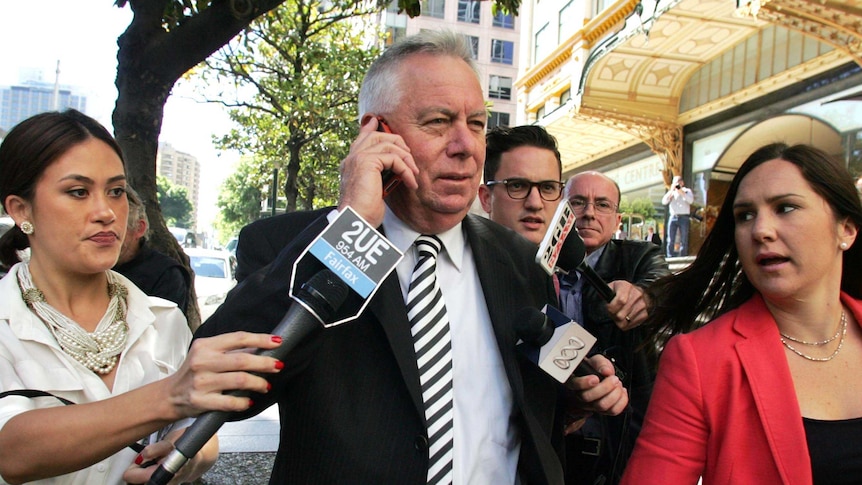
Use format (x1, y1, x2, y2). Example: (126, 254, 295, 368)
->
(478, 184, 493, 214)
(131, 218, 148, 239)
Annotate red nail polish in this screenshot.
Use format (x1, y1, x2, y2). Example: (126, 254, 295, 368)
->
(274, 360, 284, 370)
(248, 399, 254, 408)
(266, 382, 272, 392)
(135, 454, 144, 465)
(271, 335, 283, 344)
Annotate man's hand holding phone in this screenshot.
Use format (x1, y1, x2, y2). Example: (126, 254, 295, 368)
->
(377, 118, 402, 197)
(337, 116, 418, 227)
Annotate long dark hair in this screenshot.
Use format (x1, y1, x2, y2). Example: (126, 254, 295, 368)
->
(644, 143, 862, 348)
(0, 110, 125, 269)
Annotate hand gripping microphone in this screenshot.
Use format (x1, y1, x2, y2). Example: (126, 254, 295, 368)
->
(514, 306, 602, 381)
(147, 269, 349, 485)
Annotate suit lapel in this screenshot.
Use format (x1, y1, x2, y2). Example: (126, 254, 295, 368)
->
(734, 296, 812, 484)
(366, 259, 426, 418)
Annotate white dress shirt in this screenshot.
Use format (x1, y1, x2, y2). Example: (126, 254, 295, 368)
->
(662, 186, 694, 216)
(0, 264, 191, 485)
(383, 206, 520, 484)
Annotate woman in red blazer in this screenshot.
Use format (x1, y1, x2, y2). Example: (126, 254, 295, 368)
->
(622, 143, 862, 484)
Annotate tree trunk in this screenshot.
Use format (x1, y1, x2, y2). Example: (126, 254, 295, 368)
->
(112, 0, 289, 329)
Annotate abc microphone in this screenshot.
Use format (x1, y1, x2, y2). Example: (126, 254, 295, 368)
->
(147, 269, 349, 485)
(514, 306, 602, 381)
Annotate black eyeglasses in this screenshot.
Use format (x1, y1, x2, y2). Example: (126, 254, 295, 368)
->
(486, 178, 564, 201)
(568, 198, 618, 214)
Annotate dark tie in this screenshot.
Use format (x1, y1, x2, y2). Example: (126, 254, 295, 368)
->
(406, 235, 454, 484)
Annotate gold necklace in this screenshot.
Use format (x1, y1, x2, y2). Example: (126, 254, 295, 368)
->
(780, 310, 846, 362)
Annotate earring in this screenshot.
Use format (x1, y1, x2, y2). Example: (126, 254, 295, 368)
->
(840, 242, 849, 250)
(20, 221, 33, 235)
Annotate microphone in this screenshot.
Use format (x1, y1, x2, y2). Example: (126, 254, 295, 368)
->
(514, 306, 602, 381)
(555, 230, 616, 303)
(147, 269, 349, 485)
(534, 200, 616, 303)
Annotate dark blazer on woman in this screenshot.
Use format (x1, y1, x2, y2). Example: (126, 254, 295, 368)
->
(197, 209, 567, 484)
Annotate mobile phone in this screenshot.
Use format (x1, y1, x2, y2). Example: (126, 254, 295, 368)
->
(377, 117, 402, 197)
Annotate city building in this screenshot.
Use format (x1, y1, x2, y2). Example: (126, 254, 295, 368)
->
(517, 0, 862, 254)
(0, 80, 87, 132)
(157, 142, 201, 229)
(378, 0, 521, 129)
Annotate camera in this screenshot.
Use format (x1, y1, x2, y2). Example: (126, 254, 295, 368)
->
(675, 184, 681, 189)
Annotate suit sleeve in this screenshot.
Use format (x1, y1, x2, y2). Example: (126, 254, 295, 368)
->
(621, 334, 707, 485)
(632, 242, 670, 287)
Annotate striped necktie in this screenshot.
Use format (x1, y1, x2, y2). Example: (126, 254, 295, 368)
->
(406, 234, 454, 484)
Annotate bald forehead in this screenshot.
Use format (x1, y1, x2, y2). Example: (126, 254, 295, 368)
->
(567, 172, 620, 203)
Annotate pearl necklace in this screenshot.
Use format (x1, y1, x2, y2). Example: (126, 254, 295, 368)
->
(17, 265, 129, 374)
(780, 310, 846, 362)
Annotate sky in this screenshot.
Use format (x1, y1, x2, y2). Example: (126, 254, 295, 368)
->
(0, 0, 240, 233)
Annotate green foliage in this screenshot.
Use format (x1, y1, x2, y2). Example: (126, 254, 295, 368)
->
(215, 156, 266, 237)
(156, 176, 195, 228)
(619, 197, 656, 219)
(198, 0, 382, 212)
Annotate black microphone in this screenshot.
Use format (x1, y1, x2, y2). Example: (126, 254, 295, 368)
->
(147, 269, 349, 485)
(514, 307, 602, 379)
(555, 230, 616, 303)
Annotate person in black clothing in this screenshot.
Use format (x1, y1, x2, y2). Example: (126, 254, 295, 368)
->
(114, 186, 190, 314)
(644, 226, 661, 247)
(559, 171, 669, 485)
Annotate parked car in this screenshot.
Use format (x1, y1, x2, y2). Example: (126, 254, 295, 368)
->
(225, 236, 238, 256)
(184, 247, 237, 320)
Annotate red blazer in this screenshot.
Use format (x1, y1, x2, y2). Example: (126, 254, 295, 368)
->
(622, 293, 862, 485)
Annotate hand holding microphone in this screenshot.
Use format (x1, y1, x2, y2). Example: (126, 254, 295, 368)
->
(147, 270, 350, 485)
(513, 307, 628, 419)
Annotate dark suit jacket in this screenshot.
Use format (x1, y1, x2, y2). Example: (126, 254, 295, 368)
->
(565, 239, 668, 485)
(113, 243, 190, 314)
(197, 209, 567, 484)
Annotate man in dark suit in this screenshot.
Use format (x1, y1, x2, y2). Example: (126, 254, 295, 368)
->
(559, 172, 668, 485)
(199, 31, 627, 484)
(114, 185, 190, 314)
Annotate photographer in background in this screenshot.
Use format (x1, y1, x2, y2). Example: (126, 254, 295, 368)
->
(661, 175, 693, 257)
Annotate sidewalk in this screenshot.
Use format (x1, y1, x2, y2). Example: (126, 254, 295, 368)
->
(201, 405, 279, 484)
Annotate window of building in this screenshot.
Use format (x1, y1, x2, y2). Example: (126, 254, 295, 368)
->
(421, 0, 445, 18)
(491, 39, 514, 65)
(559, 0, 576, 42)
(458, 0, 480, 24)
(535, 23, 551, 63)
(489, 75, 513, 100)
(560, 88, 572, 105)
(592, 0, 613, 16)
(460, 35, 478, 60)
(385, 1, 408, 46)
(493, 10, 515, 28)
(537, 104, 546, 119)
(488, 111, 511, 129)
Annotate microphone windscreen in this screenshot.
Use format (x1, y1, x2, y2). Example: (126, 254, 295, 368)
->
(555, 230, 587, 273)
(513, 307, 554, 346)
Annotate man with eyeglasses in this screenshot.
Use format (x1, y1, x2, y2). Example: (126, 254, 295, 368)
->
(479, 125, 564, 245)
(561, 171, 669, 485)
